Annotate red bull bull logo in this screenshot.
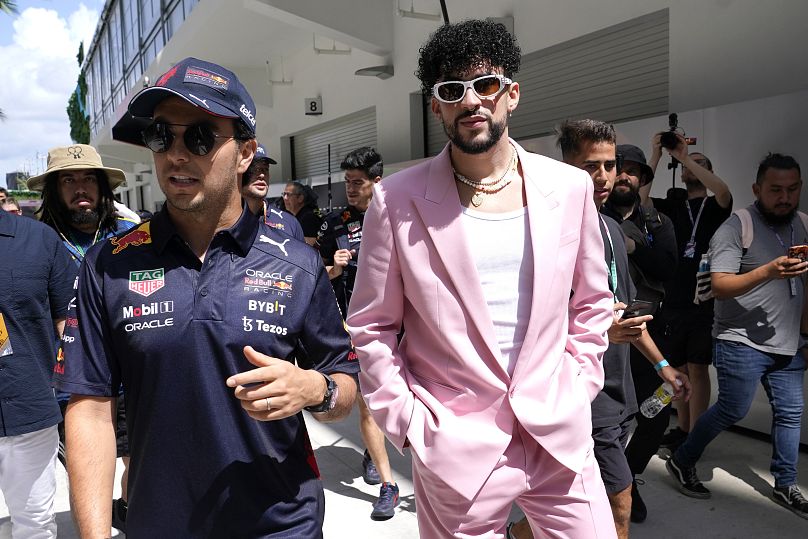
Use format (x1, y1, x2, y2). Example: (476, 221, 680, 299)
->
(110, 222, 152, 255)
(54, 347, 65, 375)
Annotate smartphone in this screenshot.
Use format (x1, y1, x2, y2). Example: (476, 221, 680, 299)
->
(621, 300, 656, 320)
(788, 245, 808, 262)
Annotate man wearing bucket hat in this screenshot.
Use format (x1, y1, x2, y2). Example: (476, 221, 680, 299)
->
(29, 144, 138, 532)
(242, 143, 304, 240)
(29, 144, 138, 264)
(600, 144, 679, 522)
(56, 57, 357, 538)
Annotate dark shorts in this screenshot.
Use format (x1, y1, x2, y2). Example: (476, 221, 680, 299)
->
(653, 306, 713, 367)
(592, 415, 633, 494)
(115, 395, 129, 458)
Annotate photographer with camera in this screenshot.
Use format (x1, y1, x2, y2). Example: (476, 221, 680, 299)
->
(639, 120, 732, 461)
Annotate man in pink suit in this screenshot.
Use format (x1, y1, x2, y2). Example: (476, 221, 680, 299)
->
(347, 20, 617, 538)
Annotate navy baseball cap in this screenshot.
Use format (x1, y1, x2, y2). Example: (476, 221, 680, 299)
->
(128, 57, 257, 135)
(255, 144, 277, 164)
(617, 144, 654, 185)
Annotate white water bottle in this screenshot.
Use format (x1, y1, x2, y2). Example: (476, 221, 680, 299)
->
(640, 382, 675, 418)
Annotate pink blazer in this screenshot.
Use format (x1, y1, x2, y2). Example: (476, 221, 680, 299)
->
(346, 141, 613, 500)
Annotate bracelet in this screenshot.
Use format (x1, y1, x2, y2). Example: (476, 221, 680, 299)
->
(654, 359, 670, 372)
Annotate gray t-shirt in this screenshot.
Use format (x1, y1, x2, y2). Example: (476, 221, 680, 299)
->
(710, 204, 808, 355)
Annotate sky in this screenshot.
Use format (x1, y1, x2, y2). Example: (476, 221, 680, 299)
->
(0, 0, 104, 187)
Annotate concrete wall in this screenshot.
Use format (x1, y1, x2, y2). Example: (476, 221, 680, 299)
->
(521, 89, 808, 211)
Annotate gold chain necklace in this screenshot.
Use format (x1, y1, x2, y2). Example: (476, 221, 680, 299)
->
(452, 145, 518, 207)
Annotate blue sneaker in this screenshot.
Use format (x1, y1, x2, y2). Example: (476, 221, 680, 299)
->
(371, 482, 399, 520)
(362, 449, 381, 485)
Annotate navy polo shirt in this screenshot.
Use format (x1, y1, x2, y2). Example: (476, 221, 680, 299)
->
(0, 211, 76, 437)
(56, 206, 358, 537)
(262, 202, 305, 241)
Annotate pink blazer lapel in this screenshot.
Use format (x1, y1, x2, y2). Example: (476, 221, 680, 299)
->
(509, 143, 564, 381)
(411, 145, 507, 379)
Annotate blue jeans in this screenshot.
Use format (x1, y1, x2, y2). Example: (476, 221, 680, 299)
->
(675, 339, 806, 487)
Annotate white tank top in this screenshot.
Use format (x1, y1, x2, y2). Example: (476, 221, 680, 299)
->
(460, 206, 533, 376)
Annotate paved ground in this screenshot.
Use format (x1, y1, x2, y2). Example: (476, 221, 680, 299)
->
(1, 410, 806, 538)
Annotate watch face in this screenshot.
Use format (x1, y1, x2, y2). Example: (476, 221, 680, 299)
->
(327, 382, 339, 411)
(306, 373, 337, 413)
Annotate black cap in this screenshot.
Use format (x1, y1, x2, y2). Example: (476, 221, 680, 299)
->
(128, 57, 256, 135)
(255, 144, 277, 164)
(617, 144, 654, 185)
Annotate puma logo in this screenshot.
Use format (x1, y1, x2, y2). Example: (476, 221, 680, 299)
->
(259, 235, 289, 256)
(188, 93, 209, 108)
(269, 208, 284, 219)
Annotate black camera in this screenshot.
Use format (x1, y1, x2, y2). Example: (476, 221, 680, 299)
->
(660, 113, 680, 150)
(660, 113, 697, 150)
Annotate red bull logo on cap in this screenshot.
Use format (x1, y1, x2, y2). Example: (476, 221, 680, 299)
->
(110, 222, 152, 255)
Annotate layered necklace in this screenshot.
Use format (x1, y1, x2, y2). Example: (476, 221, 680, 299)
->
(452, 144, 518, 207)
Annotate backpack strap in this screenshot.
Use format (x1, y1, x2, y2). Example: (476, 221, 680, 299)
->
(735, 208, 754, 250)
(798, 211, 808, 239)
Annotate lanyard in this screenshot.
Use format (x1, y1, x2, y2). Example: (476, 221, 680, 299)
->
(768, 223, 794, 251)
(599, 215, 618, 297)
(685, 197, 708, 245)
(754, 204, 798, 296)
(58, 226, 101, 262)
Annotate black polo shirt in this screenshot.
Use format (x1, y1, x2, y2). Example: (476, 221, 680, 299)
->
(318, 205, 365, 318)
(0, 211, 76, 437)
(56, 206, 358, 537)
(294, 205, 323, 238)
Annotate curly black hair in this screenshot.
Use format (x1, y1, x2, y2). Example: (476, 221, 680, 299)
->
(416, 19, 521, 96)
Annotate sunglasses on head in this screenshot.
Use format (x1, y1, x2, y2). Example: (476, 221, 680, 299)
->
(142, 121, 234, 156)
(432, 74, 513, 104)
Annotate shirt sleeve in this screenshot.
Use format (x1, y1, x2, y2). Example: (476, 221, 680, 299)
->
(708, 215, 744, 274)
(317, 219, 338, 265)
(298, 264, 359, 376)
(47, 231, 79, 320)
(55, 252, 118, 397)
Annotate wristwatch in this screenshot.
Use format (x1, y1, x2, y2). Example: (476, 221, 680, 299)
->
(305, 373, 339, 413)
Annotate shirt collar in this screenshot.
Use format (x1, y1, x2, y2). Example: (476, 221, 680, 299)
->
(150, 203, 258, 257)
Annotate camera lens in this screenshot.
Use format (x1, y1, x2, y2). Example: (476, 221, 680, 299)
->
(660, 131, 679, 150)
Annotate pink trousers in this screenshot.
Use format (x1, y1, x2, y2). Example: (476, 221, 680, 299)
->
(411, 424, 617, 539)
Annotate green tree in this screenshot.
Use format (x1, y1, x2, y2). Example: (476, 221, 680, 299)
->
(0, 0, 17, 121)
(66, 42, 90, 144)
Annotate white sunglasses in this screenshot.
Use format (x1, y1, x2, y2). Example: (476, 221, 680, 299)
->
(432, 74, 513, 104)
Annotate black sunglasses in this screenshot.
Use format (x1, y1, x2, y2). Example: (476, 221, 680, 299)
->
(142, 122, 234, 156)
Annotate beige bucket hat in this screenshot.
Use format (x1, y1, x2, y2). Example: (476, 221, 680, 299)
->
(26, 144, 127, 191)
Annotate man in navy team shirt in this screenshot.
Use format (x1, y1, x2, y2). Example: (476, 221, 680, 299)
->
(57, 57, 358, 538)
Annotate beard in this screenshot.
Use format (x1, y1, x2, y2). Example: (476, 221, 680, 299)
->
(70, 208, 99, 226)
(608, 181, 638, 207)
(443, 110, 507, 155)
(756, 201, 798, 226)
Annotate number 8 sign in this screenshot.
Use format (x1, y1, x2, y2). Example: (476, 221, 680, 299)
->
(305, 97, 323, 115)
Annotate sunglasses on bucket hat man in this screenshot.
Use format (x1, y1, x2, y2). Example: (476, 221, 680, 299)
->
(432, 74, 513, 104)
